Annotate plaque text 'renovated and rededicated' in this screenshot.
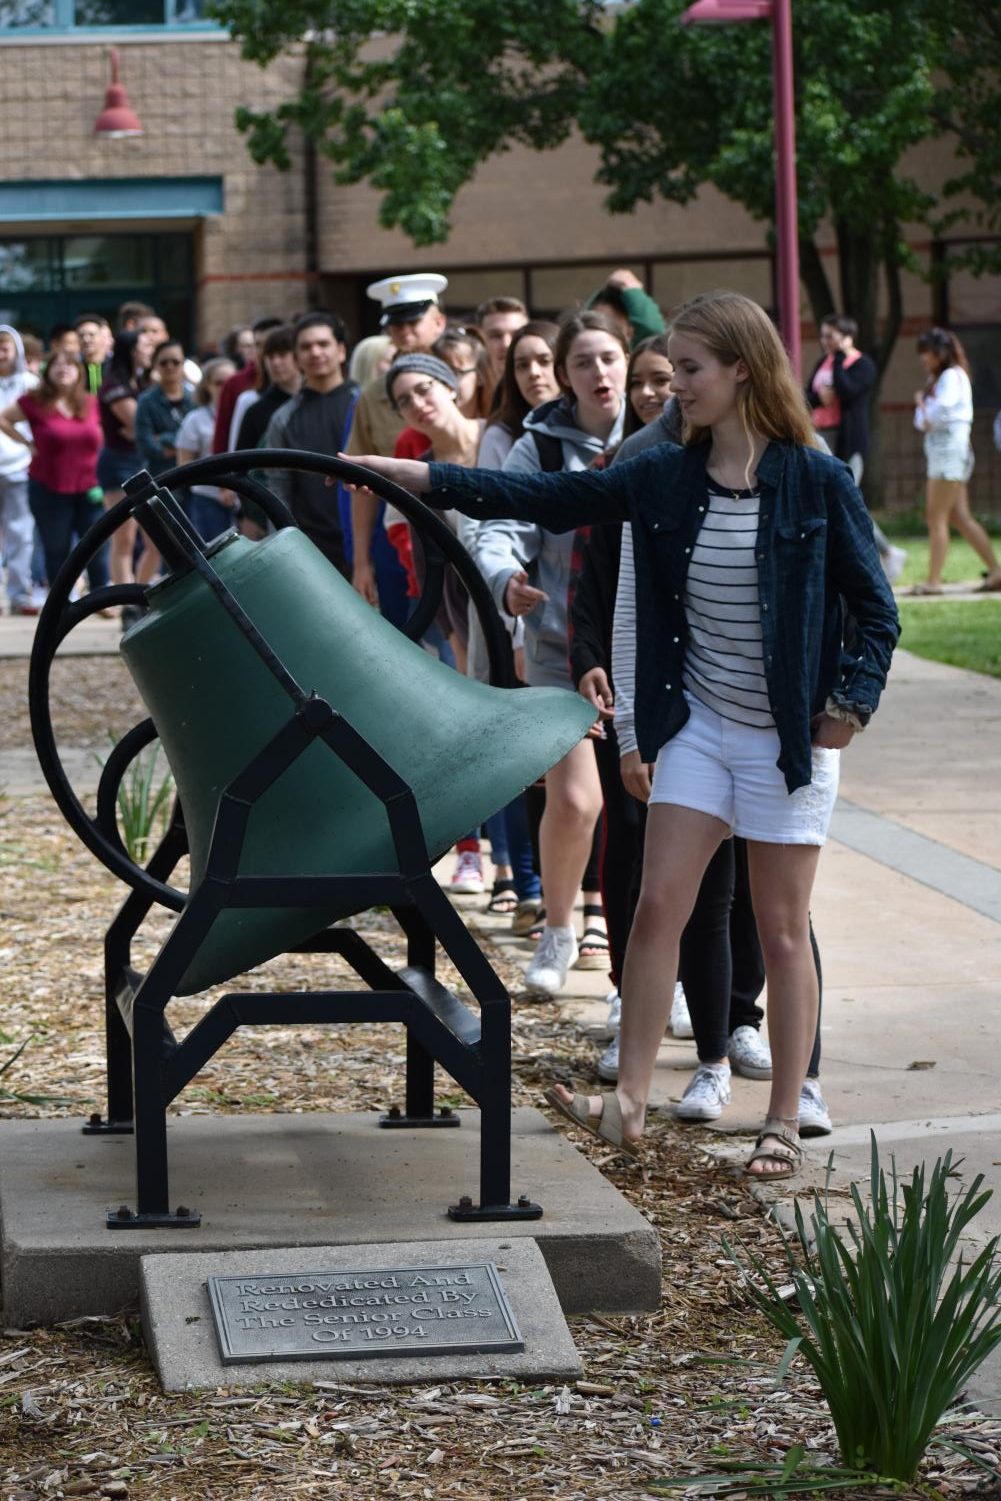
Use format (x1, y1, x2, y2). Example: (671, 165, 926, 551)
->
(207, 1262, 524, 1364)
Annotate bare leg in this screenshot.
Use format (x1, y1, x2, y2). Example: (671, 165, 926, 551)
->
(552, 802, 728, 1140)
(104, 495, 135, 586)
(538, 738, 602, 929)
(745, 840, 822, 1175)
(949, 485, 1001, 582)
(136, 539, 163, 585)
(925, 477, 953, 589)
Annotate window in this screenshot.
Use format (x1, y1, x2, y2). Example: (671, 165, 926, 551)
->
(0, 231, 195, 349)
(0, 0, 213, 29)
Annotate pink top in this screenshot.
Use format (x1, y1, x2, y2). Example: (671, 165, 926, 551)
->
(810, 349, 863, 431)
(810, 355, 839, 429)
(20, 392, 102, 494)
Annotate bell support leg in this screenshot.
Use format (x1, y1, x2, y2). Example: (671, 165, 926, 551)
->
(86, 812, 189, 1137)
(409, 875, 542, 1222)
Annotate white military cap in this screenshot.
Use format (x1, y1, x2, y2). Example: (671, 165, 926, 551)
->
(366, 272, 448, 327)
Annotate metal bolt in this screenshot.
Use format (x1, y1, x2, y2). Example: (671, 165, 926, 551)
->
(175, 1206, 190, 1218)
(88, 1112, 103, 1128)
(458, 1195, 473, 1211)
(517, 1195, 531, 1209)
(387, 1105, 402, 1120)
(116, 1205, 131, 1221)
(439, 1106, 454, 1119)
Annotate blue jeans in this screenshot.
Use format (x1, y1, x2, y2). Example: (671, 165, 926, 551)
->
(504, 794, 541, 902)
(189, 492, 235, 543)
(28, 479, 108, 590)
(0, 471, 35, 605)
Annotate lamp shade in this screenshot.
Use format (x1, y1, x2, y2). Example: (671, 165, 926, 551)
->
(681, 0, 771, 20)
(94, 49, 143, 138)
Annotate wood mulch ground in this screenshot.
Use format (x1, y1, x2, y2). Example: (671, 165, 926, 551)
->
(1, 657, 999, 1500)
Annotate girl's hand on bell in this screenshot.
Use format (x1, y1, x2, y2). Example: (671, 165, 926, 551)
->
(335, 454, 431, 494)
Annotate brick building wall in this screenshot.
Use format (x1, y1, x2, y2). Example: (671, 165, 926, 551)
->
(0, 36, 312, 345)
(0, 28, 997, 513)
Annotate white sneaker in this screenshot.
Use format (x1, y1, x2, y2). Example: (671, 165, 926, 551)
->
(728, 1025, 773, 1080)
(597, 1032, 619, 1082)
(676, 1064, 731, 1122)
(524, 926, 578, 997)
(799, 1077, 833, 1136)
(883, 544, 907, 584)
(602, 988, 621, 1039)
(670, 981, 693, 1039)
(450, 849, 485, 894)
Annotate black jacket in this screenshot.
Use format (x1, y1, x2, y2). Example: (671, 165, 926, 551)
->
(806, 349, 876, 461)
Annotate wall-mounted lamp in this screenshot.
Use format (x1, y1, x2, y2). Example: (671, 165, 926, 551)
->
(94, 48, 143, 139)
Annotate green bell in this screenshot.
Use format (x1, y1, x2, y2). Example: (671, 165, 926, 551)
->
(120, 528, 594, 994)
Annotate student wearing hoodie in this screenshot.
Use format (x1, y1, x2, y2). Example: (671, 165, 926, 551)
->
(0, 325, 39, 614)
(475, 310, 629, 997)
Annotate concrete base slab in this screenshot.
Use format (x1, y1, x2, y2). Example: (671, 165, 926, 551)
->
(0, 1108, 660, 1326)
(141, 1237, 582, 1391)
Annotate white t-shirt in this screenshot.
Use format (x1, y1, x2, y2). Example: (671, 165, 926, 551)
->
(176, 404, 222, 500)
(914, 366, 973, 432)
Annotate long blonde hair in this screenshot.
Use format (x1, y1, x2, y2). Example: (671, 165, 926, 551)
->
(670, 291, 819, 451)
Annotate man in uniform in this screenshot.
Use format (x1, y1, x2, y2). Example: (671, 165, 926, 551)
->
(346, 273, 447, 606)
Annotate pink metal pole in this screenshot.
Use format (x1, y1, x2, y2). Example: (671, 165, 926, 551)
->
(771, 0, 801, 376)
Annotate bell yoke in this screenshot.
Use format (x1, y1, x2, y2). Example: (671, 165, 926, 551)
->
(28, 451, 595, 1230)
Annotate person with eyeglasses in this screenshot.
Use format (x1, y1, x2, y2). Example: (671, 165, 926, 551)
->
(134, 341, 196, 481)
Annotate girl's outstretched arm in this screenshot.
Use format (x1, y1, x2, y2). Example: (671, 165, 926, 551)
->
(338, 453, 431, 494)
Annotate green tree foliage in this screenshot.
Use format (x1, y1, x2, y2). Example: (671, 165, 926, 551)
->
(208, 0, 603, 246)
(931, 0, 1001, 273)
(210, 0, 998, 439)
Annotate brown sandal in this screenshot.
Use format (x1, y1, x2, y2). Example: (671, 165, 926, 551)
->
(745, 1120, 803, 1180)
(543, 1087, 639, 1159)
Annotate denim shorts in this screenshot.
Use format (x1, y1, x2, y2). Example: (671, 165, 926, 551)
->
(924, 427, 973, 483)
(97, 447, 140, 493)
(650, 693, 839, 845)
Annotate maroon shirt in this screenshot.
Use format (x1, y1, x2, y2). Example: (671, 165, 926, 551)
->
(212, 364, 258, 453)
(20, 392, 102, 494)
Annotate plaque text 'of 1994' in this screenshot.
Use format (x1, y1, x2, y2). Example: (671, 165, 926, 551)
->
(207, 1262, 524, 1364)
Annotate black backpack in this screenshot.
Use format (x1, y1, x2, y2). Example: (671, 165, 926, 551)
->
(531, 430, 564, 472)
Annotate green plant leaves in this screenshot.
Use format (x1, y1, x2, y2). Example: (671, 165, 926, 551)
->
(728, 1135, 1001, 1483)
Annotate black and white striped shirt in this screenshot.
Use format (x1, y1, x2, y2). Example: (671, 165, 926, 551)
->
(611, 483, 777, 755)
(682, 484, 773, 727)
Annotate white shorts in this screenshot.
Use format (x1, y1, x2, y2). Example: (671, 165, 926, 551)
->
(649, 694, 839, 845)
(924, 427, 973, 483)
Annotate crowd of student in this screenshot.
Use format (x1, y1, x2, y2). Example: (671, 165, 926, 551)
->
(14, 269, 995, 1176)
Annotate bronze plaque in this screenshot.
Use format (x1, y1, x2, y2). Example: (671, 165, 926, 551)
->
(207, 1261, 523, 1364)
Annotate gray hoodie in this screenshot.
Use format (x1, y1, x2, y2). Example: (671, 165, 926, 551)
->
(0, 324, 38, 479)
(472, 395, 624, 688)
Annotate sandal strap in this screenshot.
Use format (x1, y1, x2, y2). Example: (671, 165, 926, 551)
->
(751, 1126, 803, 1163)
(579, 926, 609, 946)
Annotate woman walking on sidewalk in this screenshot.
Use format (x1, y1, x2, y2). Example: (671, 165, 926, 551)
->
(911, 327, 1001, 595)
(346, 290, 899, 1179)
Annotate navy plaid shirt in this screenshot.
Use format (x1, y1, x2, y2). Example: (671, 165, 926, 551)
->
(429, 439, 900, 792)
